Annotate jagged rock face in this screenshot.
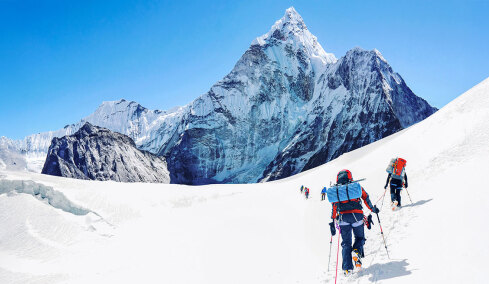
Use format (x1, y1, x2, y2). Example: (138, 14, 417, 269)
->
(259, 48, 436, 181)
(41, 123, 170, 183)
(164, 8, 337, 184)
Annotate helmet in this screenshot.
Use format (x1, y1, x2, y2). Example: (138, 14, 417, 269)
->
(336, 169, 353, 185)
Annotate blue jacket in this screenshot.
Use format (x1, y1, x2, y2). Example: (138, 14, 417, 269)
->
(321, 187, 327, 194)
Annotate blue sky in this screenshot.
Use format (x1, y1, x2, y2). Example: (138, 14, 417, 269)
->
(1, 0, 488, 139)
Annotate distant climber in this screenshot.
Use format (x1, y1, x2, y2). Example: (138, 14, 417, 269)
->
(328, 169, 379, 275)
(384, 157, 408, 209)
(321, 187, 326, 201)
(300, 185, 304, 193)
(305, 187, 310, 199)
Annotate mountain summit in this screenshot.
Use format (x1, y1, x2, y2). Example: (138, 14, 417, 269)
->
(252, 7, 337, 67)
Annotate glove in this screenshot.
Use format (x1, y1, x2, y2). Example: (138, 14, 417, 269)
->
(367, 214, 374, 229)
(364, 215, 371, 230)
(329, 221, 336, 236)
(372, 205, 380, 214)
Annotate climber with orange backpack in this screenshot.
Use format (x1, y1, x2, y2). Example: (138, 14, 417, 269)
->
(384, 157, 408, 209)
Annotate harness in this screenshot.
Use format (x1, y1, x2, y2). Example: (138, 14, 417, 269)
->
(338, 210, 362, 226)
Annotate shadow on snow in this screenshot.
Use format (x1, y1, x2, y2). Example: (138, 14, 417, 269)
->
(402, 198, 433, 208)
(360, 259, 412, 281)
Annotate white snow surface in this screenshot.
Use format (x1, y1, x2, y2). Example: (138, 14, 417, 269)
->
(1, 78, 487, 283)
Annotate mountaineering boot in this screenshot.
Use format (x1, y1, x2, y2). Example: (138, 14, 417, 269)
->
(352, 249, 362, 269)
(343, 269, 353, 276)
(391, 200, 398, 211)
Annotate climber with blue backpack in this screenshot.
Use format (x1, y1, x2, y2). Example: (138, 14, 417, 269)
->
(321, 187, 326, 201)
(327, 169, 379, 276)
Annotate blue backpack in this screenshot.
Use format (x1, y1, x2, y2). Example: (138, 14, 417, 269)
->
(326, 182, 362, 203)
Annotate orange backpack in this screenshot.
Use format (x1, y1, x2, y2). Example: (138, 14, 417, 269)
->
(386, 157, 407, 180)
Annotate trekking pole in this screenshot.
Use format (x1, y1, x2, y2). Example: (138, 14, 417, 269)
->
(327, 235, 333, 272)
(380, 188, 387, 210)
(404, 187, 413, 205)
(334, 224, 341, 284)
(375, 212, 390, 259)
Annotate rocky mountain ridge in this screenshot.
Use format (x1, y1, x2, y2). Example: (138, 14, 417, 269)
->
(41, 123, 170, 183)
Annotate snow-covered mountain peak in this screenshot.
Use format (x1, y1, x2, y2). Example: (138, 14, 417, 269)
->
(75, 122, 104, 137)
(92, 99, 147, 118)
(337, 47, 395, 81)
(345, 47, 387, 63)
(275, 6, 306, 33)
(98, 98, 132, 108)
(251, 7, 336, 65)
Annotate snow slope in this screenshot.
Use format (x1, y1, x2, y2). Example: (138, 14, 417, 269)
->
(0, 80, 487, 282)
